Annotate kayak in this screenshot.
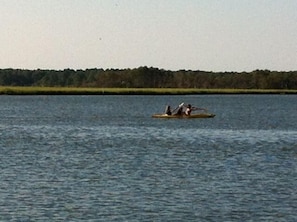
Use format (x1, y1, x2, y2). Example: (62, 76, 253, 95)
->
(152, 113, 215, 119)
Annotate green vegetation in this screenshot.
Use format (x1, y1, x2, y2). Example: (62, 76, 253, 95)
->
(0, 86, 296, 95)
(0, 67, 297, 94)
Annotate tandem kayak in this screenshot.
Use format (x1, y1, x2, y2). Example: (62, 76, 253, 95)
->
(152, 113, 215, 119)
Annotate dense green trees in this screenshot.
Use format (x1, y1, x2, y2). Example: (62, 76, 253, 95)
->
(0, 67, 296, 89)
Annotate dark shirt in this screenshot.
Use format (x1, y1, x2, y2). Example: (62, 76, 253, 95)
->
(176, 107, 183, 115)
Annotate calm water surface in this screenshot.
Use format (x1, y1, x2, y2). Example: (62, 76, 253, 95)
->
(0, 95, 296, 221)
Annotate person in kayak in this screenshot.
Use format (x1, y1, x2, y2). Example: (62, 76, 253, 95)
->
(185, 104, 194, 115)
(173, 102, 185, 115)
(185, 104, 206, 115)
(175, 106, 183, 115)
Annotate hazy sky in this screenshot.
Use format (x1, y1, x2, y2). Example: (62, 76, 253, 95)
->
(1, 0, 297, 72)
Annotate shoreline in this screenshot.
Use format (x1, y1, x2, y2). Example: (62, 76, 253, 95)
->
(0, 86, 296, 95)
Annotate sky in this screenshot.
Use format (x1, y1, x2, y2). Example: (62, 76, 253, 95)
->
(1, 0, 297, 72)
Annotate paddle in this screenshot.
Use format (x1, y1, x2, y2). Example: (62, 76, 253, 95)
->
(194, 107, 207, 111)
(172, 102, 184, 113)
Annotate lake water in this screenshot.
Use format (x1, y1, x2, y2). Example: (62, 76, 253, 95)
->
(0, 95, 296, 221)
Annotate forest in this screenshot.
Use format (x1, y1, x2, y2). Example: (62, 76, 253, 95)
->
(0, 67, 296, 89)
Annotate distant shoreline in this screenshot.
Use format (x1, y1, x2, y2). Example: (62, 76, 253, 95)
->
(0, 87, 296, 95)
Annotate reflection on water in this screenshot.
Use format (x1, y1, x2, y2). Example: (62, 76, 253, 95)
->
(0, 95, 296, 221)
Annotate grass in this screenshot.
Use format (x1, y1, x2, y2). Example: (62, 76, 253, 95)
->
(0, 86, 296, 95)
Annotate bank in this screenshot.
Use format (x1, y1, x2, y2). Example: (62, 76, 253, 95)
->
(0, 86, 296, 95)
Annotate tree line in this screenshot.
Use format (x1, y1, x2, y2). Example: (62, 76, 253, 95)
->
(0, 67, 296, 89)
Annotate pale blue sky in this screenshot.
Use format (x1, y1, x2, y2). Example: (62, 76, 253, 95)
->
(1, 0, 297, 71)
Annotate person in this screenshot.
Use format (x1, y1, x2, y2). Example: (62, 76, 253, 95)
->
(185, 104, 206, 115)
(175, 106, 183, 115)
(165, 105, 172, 115)
(174, 103, 185, 115)
(185, 104, 193, 115)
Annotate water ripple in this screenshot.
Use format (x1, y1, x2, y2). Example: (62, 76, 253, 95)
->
(0, 95, 296, 221)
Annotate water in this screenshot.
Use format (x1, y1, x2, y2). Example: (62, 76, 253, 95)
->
(0, 95, 296, 221)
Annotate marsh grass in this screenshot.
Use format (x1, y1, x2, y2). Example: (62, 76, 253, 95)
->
(0, 86, 296, 95)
